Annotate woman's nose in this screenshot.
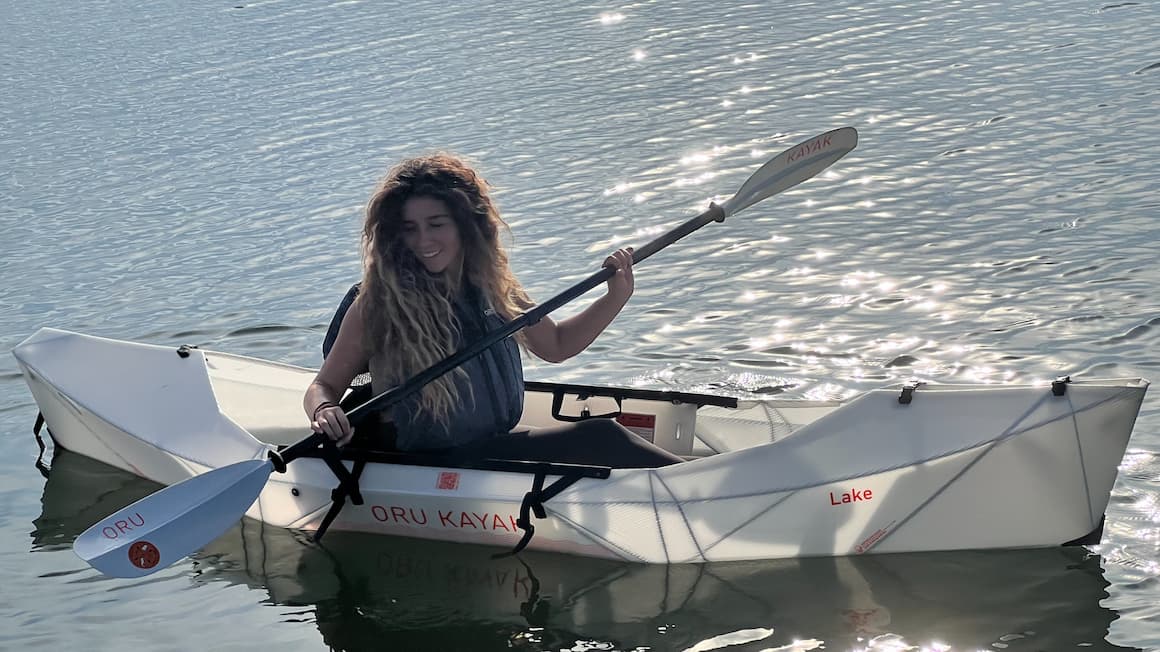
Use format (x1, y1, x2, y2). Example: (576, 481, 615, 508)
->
(420, 226, 438, 246)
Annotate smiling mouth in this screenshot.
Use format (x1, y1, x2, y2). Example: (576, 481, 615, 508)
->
(420, 250, 441, 259)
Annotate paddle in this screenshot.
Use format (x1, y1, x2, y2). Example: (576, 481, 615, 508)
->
(73, 126, 859, 578)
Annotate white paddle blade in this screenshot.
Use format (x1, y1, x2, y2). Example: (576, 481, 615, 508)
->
(74, 459, 273, 578)
(722, 126, 858, 217)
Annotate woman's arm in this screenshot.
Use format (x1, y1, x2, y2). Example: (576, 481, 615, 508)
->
(521, 247, 634, 363)
(304, 300, 369, 445)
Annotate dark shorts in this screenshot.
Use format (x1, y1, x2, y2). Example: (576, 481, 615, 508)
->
(352, 416, 682, 469)
(451, 418, 683, 469)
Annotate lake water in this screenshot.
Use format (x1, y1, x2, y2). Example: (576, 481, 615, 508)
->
(2, 0, 1159, 649)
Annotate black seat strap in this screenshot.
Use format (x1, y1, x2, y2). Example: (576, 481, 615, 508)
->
(312, 438, 366, 543)
(495, 470, 585, 558)
(314, 456, 367, 543)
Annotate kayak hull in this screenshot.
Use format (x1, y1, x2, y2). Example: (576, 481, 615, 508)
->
(13, 327, 1148, 563)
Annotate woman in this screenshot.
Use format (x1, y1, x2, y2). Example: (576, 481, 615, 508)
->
(304, 154, 681, 469)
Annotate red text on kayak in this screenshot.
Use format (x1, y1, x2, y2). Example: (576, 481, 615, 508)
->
(371, 503, 519, 532)
(854, 521, 895, 554)
(830, 488, 872, 505)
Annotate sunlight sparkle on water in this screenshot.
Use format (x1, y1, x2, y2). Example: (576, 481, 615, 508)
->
(829, 294, 863, 307)
(599, 12, 625, 25)
(747, 332, 788, 349)
(632, 49, 646, 61)
(680, 153, 713, 166)
(964, 368, 1000, 382)
(633, 224, 666, 238)
(674, 172, 719, 188)
(803, 383, 854, 401)
(876, 336, 922, 352)
(841, 270, 885, 288)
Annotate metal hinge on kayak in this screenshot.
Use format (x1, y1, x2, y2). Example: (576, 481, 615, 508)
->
(1052, 375, 1071, 396)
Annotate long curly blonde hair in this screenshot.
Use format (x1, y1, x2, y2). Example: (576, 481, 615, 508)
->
(358, 153, 533, 424)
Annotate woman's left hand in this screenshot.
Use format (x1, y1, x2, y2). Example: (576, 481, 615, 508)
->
(603, 247, 635, 304)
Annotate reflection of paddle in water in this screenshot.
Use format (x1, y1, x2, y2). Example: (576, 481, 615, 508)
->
(34, 449, 1137, 651)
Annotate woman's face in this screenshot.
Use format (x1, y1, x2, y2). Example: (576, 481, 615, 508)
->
(401, 196, 463, 274)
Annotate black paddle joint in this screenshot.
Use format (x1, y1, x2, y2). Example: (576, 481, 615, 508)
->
(268, 448, 289, 473)
(708, 202, 726, 223)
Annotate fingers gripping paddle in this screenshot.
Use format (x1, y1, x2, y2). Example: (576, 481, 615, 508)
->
(74, 126, 858, 578)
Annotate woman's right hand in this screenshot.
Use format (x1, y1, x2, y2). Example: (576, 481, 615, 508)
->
(312, 403, 354, 447)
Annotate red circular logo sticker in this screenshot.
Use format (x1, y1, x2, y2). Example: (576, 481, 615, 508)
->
(128, 540, 161, 570)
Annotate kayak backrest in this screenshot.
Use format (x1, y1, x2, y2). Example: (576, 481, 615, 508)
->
(519, 381, 737, 457)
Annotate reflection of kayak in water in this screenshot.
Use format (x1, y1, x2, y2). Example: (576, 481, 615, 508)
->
(196, 529, 1132, 651)
(15, 328, 1150, 561)
(30, 449, 161, 553)
(35, 450, 1135, 651)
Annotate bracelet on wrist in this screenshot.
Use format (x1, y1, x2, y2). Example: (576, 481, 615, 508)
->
(312, 401, 337, 421)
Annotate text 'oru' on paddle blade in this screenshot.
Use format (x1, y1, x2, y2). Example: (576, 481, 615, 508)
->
(73, 459, 273, 578)
(722, 126, 858, 217)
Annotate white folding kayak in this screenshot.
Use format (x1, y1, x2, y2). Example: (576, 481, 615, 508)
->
(13, 327, 1148, 563)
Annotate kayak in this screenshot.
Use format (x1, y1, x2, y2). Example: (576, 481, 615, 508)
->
(13, 327, 1148, 563)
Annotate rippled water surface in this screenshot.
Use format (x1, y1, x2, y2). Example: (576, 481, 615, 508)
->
(2, 0, 1159, 650)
